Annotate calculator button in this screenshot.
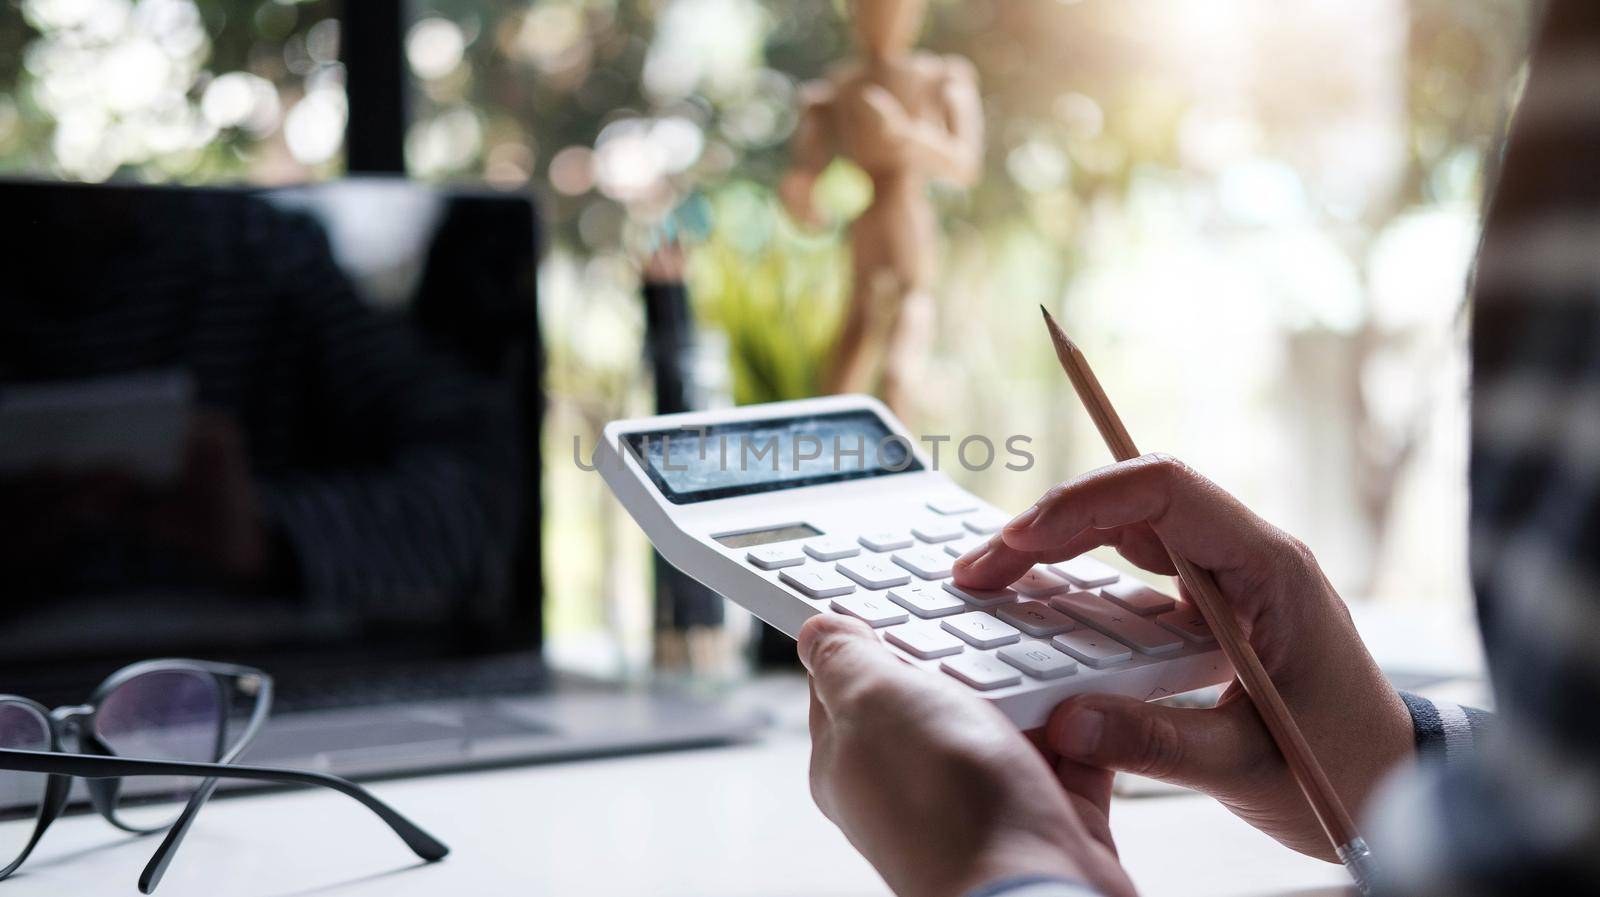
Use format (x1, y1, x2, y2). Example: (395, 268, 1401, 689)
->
(911, 520, 966, 543)
(884, 624, 964, 659)
(1050, 591, 1183, 655)
(836, 556, 912, 589)
(940, 653, 1021, 690)
(746, 544, 806, 570)
(1100, 580, 1176, 616)
(804, 536, 861, 561)
(998, 642, 1079, 680)
(859, 530, 915, 552)
(887, 584, 968, 618)
(779, 566, 856, 599)
(927, 496, 979, 515)
(1049, 556, 1121, 588)
(962, 512, 1009, 534)
(996, 601, 1077, 637)
(893, 547, 954, 580)
(943, 534, 987, 558)
(1156, 603, 1217, 644)
(1050, 630, 1133, 668)
(830, 594, 909, 628)
(941, 611, 1022, 648)
(1011, 567, 1070, 598)
(942, 581, 1018, 609)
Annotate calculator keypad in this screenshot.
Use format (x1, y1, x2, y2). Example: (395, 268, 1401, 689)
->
(910, 520, 966, 543)
(885, 623, 965, 659)
(998, 641, 1079, 680)
(1012, 567, 1071, 598)
(940, 653, 1021, 690)
(830, 593, 909, 627)
(804, 536, 861, 561)
(858, 530, 914, 552)
(893, 547, 954, 580)
(942, 534, 987, 558)
(1099, 580, 1176, 616)
(779, 566, 855, 599)
(887, 584, 968, 618)
(1050, 555, 1121, 588)
(941, 612, 1021, 649)
(734, 497, 1199, 699)
(942, 580, 1018, 609)
(926, 497, 979, 515)
(1051, 630, 1133, 668)
(836, 555, 912, 590)
(1050, 591, 1183, 655)
(996, 601, 1076, 637)
(1156, 603, 1216, 644)
(962, 512, 1009, 534)
(746, 544, 806, 570)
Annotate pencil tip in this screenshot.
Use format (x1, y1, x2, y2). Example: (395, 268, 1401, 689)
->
(1038, 305, 1078, 352)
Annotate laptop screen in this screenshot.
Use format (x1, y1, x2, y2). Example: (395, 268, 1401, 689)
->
(0, 180, 542, 695)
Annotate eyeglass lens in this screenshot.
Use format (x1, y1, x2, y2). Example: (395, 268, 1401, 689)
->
(0, 702, 51, 869)
(93, 669, 225, 831)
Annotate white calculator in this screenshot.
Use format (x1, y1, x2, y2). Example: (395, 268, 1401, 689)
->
(598, 395, 1232, 728)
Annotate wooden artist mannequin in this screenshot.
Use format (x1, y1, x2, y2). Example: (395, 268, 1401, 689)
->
(780, 0, 983, 415)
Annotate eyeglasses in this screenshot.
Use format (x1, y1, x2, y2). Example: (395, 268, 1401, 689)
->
(0, 659, 447, 893)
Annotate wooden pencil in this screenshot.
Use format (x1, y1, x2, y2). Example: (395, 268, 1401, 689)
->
(1039, 306, 1375, 892)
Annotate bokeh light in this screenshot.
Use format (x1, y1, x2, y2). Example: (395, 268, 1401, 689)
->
(0, 0, 1533, 672)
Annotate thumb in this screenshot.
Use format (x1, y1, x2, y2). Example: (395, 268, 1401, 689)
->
(798, 613, 902, 711)
(1046, 693, 1248, 791)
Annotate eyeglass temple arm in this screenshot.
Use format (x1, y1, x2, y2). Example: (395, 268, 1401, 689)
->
(138, 669, 279, 893)
(0, 749, 449, 871)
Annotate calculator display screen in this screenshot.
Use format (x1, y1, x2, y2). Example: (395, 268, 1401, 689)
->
(623, 410, 923, 504)
(712, 524, 823, 549)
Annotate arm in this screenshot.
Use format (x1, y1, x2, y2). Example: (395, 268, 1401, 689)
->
(1366, 3, 1600, 893)
(780, 81, 836, 228)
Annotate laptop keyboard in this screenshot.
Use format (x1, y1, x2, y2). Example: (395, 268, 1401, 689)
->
(272, 653, 550, 713)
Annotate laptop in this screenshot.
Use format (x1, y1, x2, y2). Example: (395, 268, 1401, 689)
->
(0, 178, 762, 787)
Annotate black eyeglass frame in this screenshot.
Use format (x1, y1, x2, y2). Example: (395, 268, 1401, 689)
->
(0, 659, 447, 892)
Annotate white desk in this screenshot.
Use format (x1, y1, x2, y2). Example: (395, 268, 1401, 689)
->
(12, 680, 1351, 897)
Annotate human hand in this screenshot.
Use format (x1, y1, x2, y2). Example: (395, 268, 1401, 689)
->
(799, 614, 1137, 897)
(954, 455, 1414, 861)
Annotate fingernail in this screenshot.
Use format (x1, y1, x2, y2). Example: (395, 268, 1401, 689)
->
(1059, 710, 1104, 758)
(1008, 505, 1042, 530)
